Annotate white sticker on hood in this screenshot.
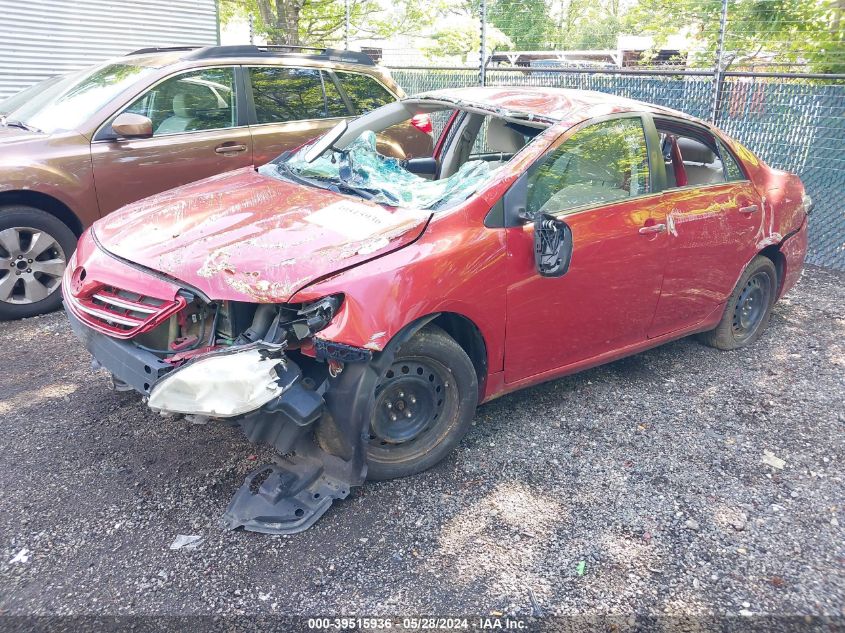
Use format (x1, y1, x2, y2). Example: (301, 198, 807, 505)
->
(305, 201, 399, 240)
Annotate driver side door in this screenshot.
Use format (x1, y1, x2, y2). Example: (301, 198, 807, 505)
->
(504, 114, 668, 385)
(91, 66, 253, 214)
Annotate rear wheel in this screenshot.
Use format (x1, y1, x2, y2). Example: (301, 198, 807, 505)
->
(0, 206, 77, 320)
(699, 255, 777, 350)
(365, 325, 478, 481)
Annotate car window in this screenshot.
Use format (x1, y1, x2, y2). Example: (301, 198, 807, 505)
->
(249, 67, 328, 123)
(7, 63, 156, 134)
(334, 71, 395, 114)
(322, 73, 350, 117)
(717, 139, 746, 181)
(123, 67, 237, 136)
(659, 129, 731, 188)
(527, 117, 651, 215)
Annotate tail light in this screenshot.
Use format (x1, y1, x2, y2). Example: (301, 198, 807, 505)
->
(410, 114, 433, 135)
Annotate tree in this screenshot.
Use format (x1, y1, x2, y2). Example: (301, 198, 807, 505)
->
(623, 0, 845, 73)
(220, 0, 439, 46)
(488, 0, 553, 49)
(423, 20, 514, 62)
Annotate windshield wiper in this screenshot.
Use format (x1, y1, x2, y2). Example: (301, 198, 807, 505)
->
(0, 116, 40, 133)
(276, 160, 377, 202)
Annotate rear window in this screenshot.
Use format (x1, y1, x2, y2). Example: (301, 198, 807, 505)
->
(334, 72, 395, 115)
(249, 67, 325, 123)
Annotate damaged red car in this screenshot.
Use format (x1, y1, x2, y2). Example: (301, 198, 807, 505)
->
(63, 87, 810, 534)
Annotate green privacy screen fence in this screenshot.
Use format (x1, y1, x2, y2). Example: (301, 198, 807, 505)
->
(391, 68, 844, 270)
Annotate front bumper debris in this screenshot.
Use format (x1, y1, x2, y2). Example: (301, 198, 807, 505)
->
(67, 305, 383, 535)
(67, 307, 171, 395)
(147, 344, 296, 418)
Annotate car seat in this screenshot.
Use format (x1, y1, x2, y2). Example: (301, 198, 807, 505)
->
(678, 137, 725, 186)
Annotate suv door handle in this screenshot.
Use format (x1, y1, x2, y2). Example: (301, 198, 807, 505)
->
(215, 144, 247, 154)
(739, 204, 759, 214)
(638, 223, 666, 235)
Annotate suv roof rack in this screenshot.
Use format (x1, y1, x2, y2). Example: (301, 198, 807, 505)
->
(126, 44, 376, 66)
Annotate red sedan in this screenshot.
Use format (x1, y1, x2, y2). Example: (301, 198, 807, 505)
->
(63, 87, 810, 534)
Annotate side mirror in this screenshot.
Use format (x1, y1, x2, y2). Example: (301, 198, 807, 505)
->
(533, 213, 573, 277)
(111, 112, 153, 139)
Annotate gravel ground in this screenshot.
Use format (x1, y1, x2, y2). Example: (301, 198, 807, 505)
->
(0, 265, 843, 623)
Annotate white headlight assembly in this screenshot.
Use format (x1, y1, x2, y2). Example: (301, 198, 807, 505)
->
(147, 346, 294, 418)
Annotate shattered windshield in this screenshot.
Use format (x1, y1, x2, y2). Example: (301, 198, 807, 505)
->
(267, 130, 498, 210)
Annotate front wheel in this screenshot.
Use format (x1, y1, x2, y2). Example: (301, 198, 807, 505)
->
(365, 325, 478, 481)
(0, 206, 77, 320)
(699, 255, 777, 351)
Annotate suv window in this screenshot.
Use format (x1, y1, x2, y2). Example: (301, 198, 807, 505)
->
(124, 67, 237, 136)
(334, 71, 395, 114)
(323, 75, 350, 117)
(527, 117, 651, 215)
(249, 67, 329, 123)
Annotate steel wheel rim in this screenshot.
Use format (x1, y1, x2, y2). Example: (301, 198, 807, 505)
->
(731, 271, 771, 340)
(0, 227, 66, 305)
(370, 357, 450, 448)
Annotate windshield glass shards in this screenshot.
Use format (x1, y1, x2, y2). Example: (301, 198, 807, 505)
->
(271, 131, 498, 210)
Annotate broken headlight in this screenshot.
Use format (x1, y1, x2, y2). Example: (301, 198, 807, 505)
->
(147, 344, 295, 418)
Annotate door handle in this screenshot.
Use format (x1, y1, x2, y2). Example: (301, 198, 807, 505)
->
(739, 204, 759, 214)
(638, 223, 666, 235)
(215, 144, 247, 154)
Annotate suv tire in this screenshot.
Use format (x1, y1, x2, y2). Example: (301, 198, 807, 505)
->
(0, 206, 77, 320)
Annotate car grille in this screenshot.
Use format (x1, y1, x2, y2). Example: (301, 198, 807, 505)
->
(69, 284, 186, 339)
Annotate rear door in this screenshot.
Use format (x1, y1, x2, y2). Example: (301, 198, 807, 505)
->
(245, 66, 350, 166)
(647, 119, 763, 338)
(91, 66, 252, 214)
(504, 114, 668, 384)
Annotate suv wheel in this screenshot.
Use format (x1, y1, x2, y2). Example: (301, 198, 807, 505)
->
(0, 206, 77, 320)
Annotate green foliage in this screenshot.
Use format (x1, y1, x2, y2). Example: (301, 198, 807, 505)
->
(624, 0, 844, 73)
(488, 0, 553, 49)
(220, 0, 438, 46)
(423, 22, 514, 61)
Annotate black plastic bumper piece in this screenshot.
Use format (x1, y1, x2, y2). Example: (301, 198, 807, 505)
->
(220, 455, 351, 534)
(65, 307, 172, 395)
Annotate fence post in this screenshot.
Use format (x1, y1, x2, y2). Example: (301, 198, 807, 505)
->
(479, 0, 488, 86)
(344, 0, 351, 49)
(710, 0, 729, 124)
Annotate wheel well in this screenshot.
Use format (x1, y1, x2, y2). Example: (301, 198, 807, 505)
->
(759, 244, 785, 294)
(0, 191, 83, 236)
(431, 312, 488, 396)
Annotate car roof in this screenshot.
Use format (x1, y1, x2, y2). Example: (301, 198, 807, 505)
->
(121, 45, 378, 69)
(417, 86, 693, 125)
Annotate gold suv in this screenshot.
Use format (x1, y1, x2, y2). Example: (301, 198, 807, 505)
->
(0, 45, 432, 319)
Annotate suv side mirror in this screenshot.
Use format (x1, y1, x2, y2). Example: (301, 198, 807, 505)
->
(111, 113, 153, 139)
(533, 213, 573, 277)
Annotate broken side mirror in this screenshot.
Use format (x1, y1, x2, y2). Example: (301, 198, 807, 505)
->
(533, 213, 573, 277)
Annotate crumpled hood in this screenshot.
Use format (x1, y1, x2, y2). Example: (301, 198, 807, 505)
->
(93, 167, 431, 302)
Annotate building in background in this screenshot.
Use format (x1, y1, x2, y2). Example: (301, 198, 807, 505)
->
(0, 0, 219, 100)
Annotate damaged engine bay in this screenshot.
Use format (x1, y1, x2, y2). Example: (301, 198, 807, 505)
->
(114, 293, 391, 534)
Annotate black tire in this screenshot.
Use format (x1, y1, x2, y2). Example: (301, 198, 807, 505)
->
(0, 206, 77, 321)
(698, 255, 777, 351)
(365, 325, 478, 481)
